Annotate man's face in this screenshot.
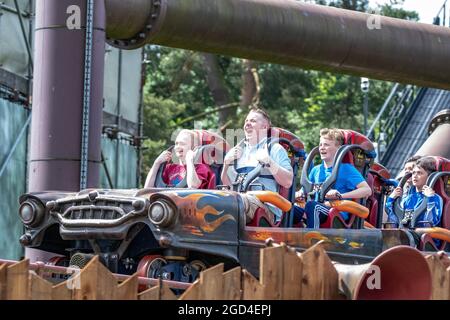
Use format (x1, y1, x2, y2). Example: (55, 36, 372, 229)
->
(243, 111, 269, 142)
(411, 165, 428, 188)
(319, 137, 340, 163)
(174, 132, 193, 160)
(404, 161, 415, 184)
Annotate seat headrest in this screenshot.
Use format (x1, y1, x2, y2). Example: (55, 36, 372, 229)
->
(191, 130, 231, 165)
(269, 127, 305, 157)
(431, 156, 450, 171)
(340, 129, 376, 158)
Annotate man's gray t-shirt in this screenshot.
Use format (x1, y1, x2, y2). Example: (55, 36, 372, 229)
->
(226, 139, 292, 221)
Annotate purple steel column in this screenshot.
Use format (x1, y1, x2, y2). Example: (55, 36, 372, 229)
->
(29, 0, 105, 192)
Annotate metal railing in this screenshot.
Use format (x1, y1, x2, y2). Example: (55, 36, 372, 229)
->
(434, 0, 449, 27)
(367, 84, 419, 161)
(369, 0, 449, 162)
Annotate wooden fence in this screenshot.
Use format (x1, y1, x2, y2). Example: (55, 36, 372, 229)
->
(0, 242, 449, 300)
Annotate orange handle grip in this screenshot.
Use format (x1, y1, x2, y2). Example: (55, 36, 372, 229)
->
(415, 227, 450, 243)
(328, 200, 369, 219)
(247, 191, 292, 212)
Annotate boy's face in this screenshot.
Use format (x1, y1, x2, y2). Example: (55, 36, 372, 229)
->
(411, 165, 428, 188)
(174, 132, 193, 160)
(319, 137, 340, 163)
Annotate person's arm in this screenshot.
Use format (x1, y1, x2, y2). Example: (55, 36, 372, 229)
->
(341, 181, 372, 199)
(185, 150, 202, 189)
(266, 158, 293, 188)
(325, 181, 372, 200)
(255, 144, 293, 188)
(220, 146, 242, 186)
(385, 196, 399, 225)
(144, 150, 171, 188)
(221, 163, 232, 186)
(422, 186, 443, 227)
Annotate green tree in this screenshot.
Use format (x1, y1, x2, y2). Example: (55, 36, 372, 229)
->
(140, 0, 419, 185)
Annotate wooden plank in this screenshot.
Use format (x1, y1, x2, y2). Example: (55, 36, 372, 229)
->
(29, 273, 52, 300)
(447, 266, 450, 301)
(0, 264, 6, 300)
(425, 254, 450, 300)
(160, 281, 178, 300)
(138, 284, 160, 300)
(180, 264, 224, 300)
(116, 274, 138, 300)
(223, 267, 241, 300)
(242, 269, 264, 300)
(300, 242, 340, 300)
(52, 281, 73, 300)
(137, 278, 177, 300)
(282, 249, 303, 299)
(6, 259, 29, 300)
(72, 256, 118, 300)
(243, 245, 305, 300)
(260, 246, 283, 299)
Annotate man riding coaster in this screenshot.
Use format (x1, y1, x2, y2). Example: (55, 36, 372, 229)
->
(221, 107, 293, 224)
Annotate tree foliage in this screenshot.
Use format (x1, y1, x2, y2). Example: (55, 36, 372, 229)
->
(140, 0, 420, 184)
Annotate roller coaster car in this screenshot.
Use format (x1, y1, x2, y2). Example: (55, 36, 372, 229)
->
(396, 156, 450, 252)
(17, 128, 417, 282)
(301, 129, 386, 229)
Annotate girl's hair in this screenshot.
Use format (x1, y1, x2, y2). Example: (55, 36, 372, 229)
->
(177, 129, 200, 148)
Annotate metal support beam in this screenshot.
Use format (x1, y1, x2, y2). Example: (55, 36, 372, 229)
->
(105, 0, 450, 90)
(29, 0, 105, 192)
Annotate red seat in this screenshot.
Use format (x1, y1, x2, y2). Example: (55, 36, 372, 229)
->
(320, 130, 377, 229)
(418, 156, 450, 251)
(366, 162, 392, 228)
(192, 130, 231, 186)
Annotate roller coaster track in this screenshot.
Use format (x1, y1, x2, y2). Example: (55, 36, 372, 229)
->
(381, 88, 450, 175)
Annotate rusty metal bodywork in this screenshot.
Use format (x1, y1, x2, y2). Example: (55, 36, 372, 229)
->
(19, 187, 415, 277)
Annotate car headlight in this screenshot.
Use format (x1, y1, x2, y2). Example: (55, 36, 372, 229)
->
(19, 199, 45, 227)
(148, 199, 177, 227)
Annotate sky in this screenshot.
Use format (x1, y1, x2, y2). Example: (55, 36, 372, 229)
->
(369, 0, 445, 23)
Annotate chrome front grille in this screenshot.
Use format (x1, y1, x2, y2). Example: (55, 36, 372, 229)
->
(61, 201, 131, 221)
(49, 192, 147, 228)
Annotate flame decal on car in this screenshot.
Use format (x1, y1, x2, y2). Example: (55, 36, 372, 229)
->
(195, 205, 236, 233)
(174, 192, 236, 235)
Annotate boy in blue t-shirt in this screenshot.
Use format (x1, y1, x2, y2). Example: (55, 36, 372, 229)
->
(296, 128, 372, 228)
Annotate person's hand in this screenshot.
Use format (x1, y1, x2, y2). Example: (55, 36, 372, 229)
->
(389, 187, 403, 199)
(155, 150, 172, 165)
(325, 189, 342, 200)
(224, 146, 243, 165)
(255, 144, 271, 165)
(423, 185, 436, 197)
(295, 189, 305, 202)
